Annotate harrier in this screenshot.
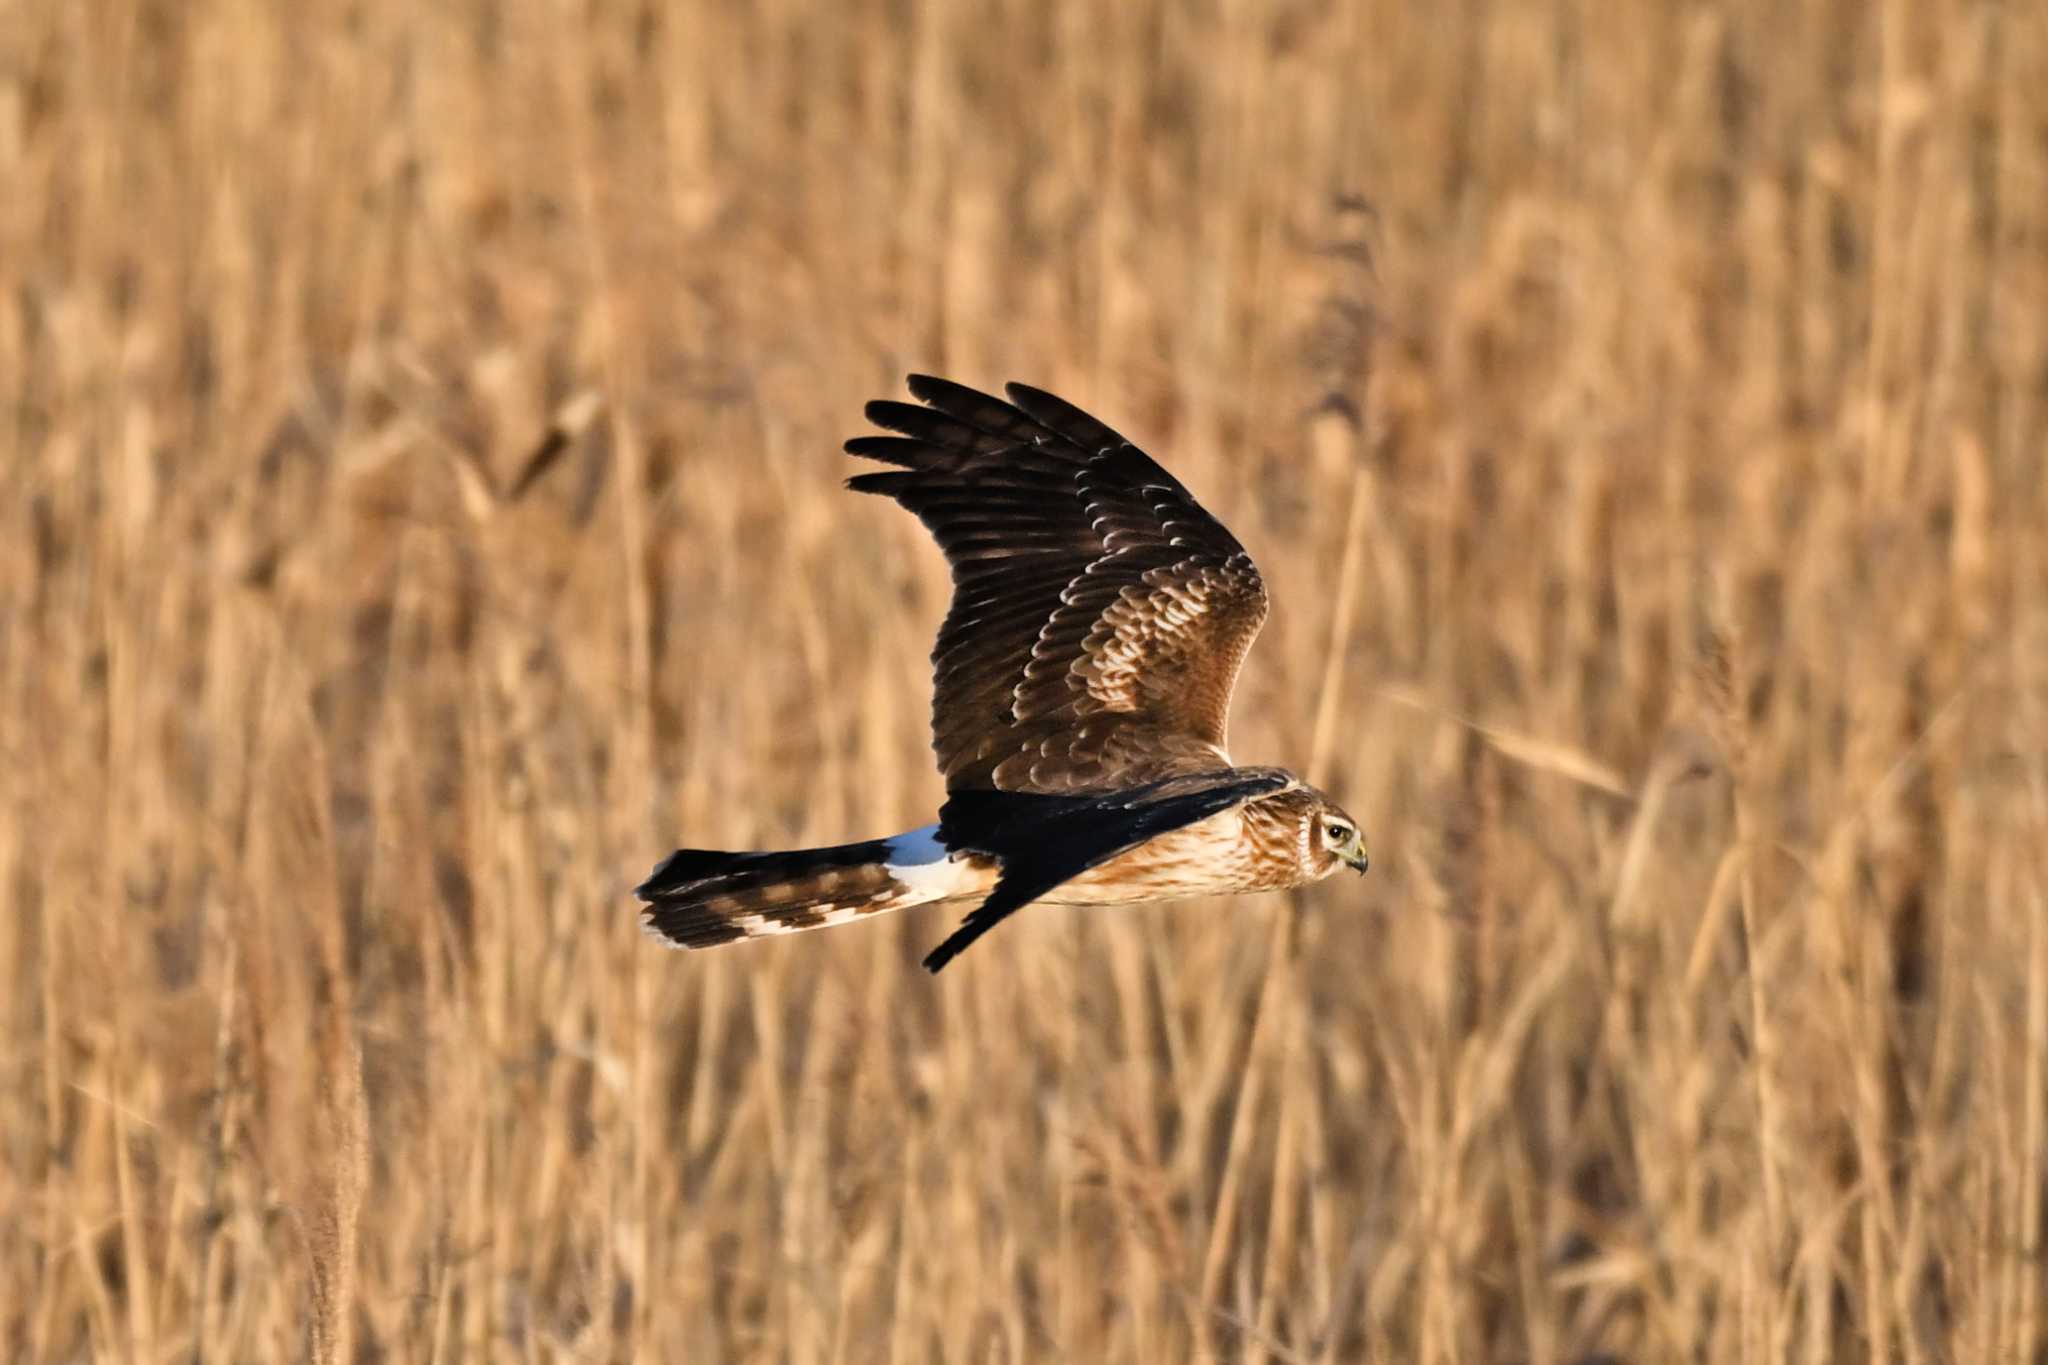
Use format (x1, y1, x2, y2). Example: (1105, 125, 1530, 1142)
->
(637, 376, 1368, 972)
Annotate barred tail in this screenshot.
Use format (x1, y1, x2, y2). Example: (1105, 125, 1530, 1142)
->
(635, 826, 978, 950)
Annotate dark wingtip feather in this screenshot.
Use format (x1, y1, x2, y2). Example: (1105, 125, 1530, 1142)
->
(1003, 382, 1127, 454)
(843, 435, 927, 467)
(920, 928, 974, 973)
(846, 470, 911, 498)
(863, 400, 938, 436)
(919, 890, 1026, 973)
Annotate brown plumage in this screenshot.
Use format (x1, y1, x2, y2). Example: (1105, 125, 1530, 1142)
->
(637, 377, 1369, 972)
(846, 376, 1270, 790)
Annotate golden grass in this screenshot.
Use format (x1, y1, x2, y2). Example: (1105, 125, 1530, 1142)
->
(5, 0, 2046, 1358)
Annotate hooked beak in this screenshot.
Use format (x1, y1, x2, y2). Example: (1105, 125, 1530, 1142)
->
(1342, 843, 1370, 876)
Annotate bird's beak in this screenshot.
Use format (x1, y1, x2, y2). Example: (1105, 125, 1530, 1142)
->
(1343, 842, 1370, 876)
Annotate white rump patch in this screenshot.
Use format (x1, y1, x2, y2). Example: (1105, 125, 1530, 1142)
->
(884, 824, 977, 899)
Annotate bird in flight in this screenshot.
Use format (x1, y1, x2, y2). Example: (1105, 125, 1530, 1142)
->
(637, 376, 1368, 972)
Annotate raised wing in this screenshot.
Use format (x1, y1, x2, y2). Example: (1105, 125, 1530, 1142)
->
(846, 376, 1270, 793)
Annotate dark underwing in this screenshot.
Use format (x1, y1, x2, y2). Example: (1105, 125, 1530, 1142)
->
(921, 767, 1292, 972)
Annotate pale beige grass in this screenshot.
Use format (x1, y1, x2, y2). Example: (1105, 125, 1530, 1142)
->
(3, 0, 2046, 1359)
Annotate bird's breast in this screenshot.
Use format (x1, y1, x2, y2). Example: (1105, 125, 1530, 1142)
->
(1040, 808, 1299, 906)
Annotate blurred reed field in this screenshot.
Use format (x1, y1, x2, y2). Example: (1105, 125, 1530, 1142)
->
(4, 0, 2047, 1359)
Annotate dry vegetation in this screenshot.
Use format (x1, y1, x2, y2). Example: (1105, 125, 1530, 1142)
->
(5, 0, 2047, 1359)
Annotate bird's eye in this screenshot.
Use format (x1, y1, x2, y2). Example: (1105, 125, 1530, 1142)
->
(1326, 822, 1352, 844)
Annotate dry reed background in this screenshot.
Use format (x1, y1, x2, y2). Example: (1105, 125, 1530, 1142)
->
(4, 0, 2047, 1360)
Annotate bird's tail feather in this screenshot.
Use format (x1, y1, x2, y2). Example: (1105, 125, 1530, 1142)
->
(636, 828, 971, 951)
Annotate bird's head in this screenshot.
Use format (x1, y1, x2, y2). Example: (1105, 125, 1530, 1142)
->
(1298, 790, 1369, 879)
